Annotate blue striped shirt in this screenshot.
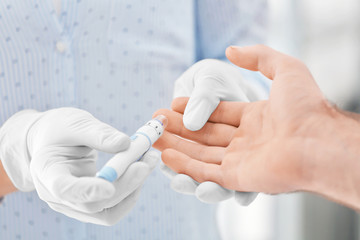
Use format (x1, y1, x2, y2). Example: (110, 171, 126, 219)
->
(0, 1, 267, 239)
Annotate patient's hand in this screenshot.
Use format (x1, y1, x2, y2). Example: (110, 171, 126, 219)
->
(154, 45, 360, 210)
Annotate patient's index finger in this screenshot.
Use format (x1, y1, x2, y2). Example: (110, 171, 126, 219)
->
(154, 108, 236, 147)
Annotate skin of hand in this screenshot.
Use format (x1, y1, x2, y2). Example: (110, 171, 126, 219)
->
(0, 160, 16, 197)
(162, 58, 264, 205)
(153, 45, 360, 210)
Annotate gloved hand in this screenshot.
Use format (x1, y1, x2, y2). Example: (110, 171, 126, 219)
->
(174, 59, 268, 131)
(162, 59, 268, 205)
(0, 108, 158, 225)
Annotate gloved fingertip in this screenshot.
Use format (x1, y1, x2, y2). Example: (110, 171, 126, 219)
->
(171, 174, 198, 195)
(183, 96, 218, 131)
(132, 162, 152, 179)
(234, 191, 258, 206)
(183, 115, 206, 131)
(159, 162, 177, 179)
(195, 182, 233, 204)
(114, 134, 131, 151)
(77, 178, 116, 202)
(98, 132, 131, 153)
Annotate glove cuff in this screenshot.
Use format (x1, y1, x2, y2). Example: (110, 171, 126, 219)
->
(0, 110, 43, 192)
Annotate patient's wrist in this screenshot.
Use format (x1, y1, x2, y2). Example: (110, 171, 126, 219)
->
(303, 110, 360, 210)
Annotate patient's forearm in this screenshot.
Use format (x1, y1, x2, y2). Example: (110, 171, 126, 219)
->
(0, 160, 17, 197)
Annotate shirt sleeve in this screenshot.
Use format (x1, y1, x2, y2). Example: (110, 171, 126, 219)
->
(194, 0, 268, 61)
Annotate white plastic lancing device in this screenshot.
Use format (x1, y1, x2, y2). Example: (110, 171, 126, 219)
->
(96, 115, 168, 182)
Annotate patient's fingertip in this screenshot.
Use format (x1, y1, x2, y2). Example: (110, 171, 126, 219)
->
(171, 97, 189, 113)
(152, 108, 169, 119)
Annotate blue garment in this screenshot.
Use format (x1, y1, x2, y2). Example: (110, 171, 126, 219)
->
(0, 1, 267, 239)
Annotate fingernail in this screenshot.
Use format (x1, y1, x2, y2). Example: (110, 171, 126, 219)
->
(227, 46, 238, 50)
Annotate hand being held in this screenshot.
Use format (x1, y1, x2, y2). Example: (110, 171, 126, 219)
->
(154, 45, 360, 209)
(160, 58, 266, 205)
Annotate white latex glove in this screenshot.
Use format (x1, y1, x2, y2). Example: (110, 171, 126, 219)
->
(164, 59, 268, 205)
(0, 108, 159, 225)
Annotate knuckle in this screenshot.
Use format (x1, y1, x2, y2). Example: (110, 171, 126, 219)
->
(161, 149, 174, 166)
(198, 169, 211, 183)
(201, 126, 213, 146)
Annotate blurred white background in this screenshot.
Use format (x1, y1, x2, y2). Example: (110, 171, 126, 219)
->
(217, 0, 360, 239)
(268, 0, 360, 109)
